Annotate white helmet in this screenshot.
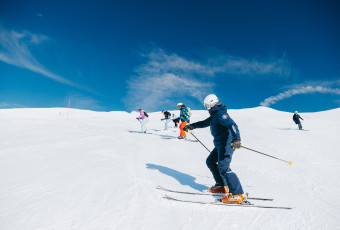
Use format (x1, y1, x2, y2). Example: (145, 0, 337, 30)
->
(177, 103, 183, 107)
(204, 94, 219, 110)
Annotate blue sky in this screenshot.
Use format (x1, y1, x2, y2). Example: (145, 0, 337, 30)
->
(0, 0, 339, 112)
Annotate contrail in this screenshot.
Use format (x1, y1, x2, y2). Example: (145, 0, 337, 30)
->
(260, 86, 340, 106)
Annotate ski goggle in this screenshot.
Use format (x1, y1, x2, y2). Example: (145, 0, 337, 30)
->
(204, 103, 212, 110)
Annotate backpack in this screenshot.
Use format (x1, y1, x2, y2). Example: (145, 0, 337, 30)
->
(187, 107, 192, 116)
(144, 111, 149, 117)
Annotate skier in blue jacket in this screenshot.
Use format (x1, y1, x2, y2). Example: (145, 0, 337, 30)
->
(176, 103, 190, 139)
(183, 94, 244, 204)
(293, 111, 304, 130)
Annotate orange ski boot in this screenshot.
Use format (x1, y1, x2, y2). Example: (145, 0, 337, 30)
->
(209, 185, 229, 194)
(221, 194, 244, 204)
(209, 185, 224, 193)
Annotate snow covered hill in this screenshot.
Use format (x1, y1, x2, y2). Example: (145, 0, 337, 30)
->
(0, 107, 339, 230)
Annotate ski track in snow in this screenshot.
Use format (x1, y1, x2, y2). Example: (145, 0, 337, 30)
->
(0, 107, 340, 230)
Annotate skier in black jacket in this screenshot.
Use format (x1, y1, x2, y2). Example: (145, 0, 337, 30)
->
(161, 111, 172, 130)
(293, 111, 304, 130)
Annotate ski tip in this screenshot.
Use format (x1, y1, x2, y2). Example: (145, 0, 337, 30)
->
(164, 195, 174, 200)
(157, 185, 166, 190)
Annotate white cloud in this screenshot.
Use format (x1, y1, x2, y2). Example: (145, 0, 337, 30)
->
(125, 49, 217, 111)
(0, 102, 26, 109)
(125, 48, 292, 111)
(222, 56, 291, 76)
(284, 79, 340, 89)
(124, 72, 213, 111)
(123, 48, 290, 110)
(202, 54, 291, 77)
(138, 49, 209, 75)
(260, 86, 340, 107)
(0, 27, 78, 87)
(139, 49, 291, 77)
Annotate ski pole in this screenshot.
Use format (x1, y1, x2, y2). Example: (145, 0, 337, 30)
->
(188, 130, 292, 165)
(241, 145, 293, 165)
(187, 130, 211, 152)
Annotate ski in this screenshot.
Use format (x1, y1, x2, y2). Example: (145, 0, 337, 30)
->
(161, 137, 198, 142)
(165, 195, 292, 210)
(183, 138, 198, 142)
(157, 186, 273, 201)
(128, 131, 153, 134)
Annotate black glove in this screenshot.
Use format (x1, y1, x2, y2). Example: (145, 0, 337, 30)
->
(183, 124, 194, 132)
(231, 138, 242, 149)
(161, 118, 165, 121)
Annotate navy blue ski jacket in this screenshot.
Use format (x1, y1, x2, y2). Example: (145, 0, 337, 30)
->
(191, 102, 240, 150)
(293, 114, 303, 124)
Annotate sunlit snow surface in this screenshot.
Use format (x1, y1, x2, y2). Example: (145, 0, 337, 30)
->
(0, 107, 339, 230)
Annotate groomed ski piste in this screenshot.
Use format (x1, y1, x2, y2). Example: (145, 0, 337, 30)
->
(0, 107, 339, 229)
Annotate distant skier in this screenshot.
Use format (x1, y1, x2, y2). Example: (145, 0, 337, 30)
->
(136, 109, 149, 133)
(183, 94, 244, 204)
(161, 110, 172, 130)
(176, 103, 190, 139)
(293, 111, 304, 130)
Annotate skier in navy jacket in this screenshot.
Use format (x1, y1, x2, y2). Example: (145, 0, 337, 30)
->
(293, 111, 304, 130)
(183, 94, 244, 204)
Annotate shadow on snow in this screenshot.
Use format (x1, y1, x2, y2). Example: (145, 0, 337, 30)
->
(146, 163, 209, 192)
(128, 130, 179, 139)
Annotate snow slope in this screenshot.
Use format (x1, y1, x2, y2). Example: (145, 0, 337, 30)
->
(0, 107, 339, 230)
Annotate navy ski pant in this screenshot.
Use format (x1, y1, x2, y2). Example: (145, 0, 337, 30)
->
(206, 146, 244, 195)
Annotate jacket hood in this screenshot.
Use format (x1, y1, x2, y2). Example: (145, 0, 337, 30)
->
(209, 101, 226, 115)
